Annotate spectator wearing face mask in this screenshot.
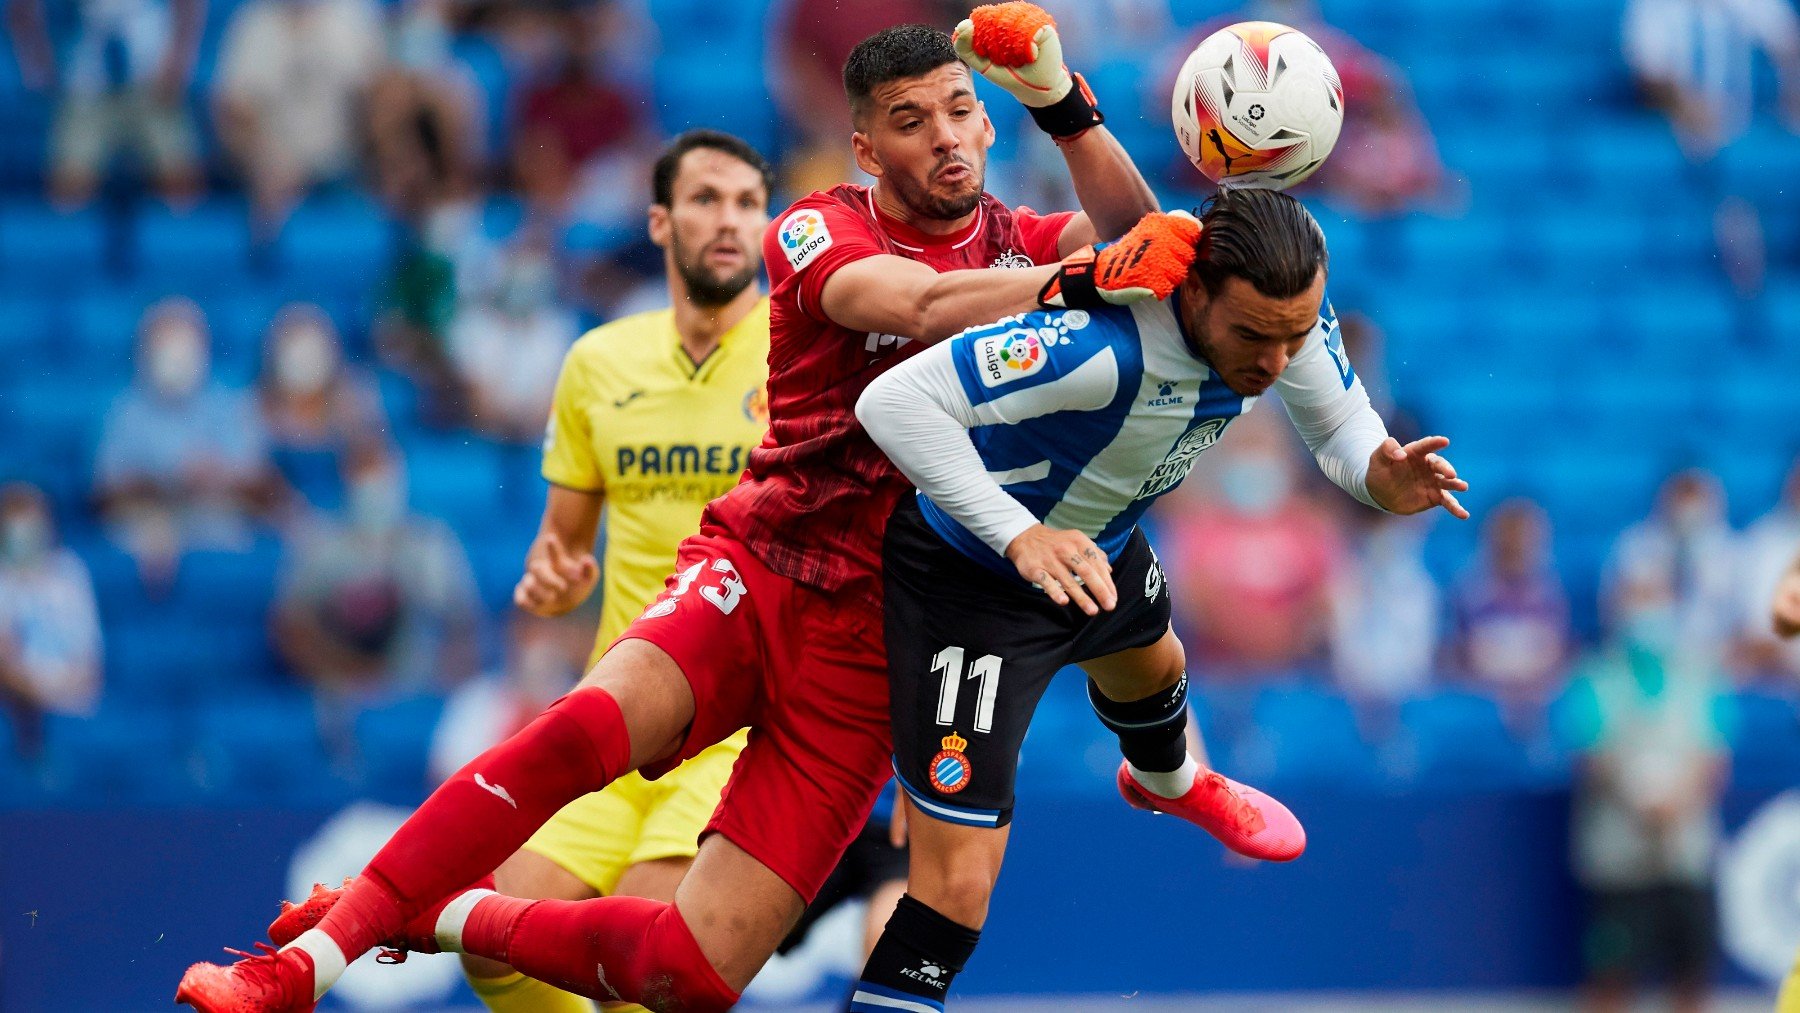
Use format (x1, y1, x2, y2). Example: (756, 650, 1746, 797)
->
(1560, 564, 1734, 1013)
(272, 441, 480, 758)
(94, 297, 278, 586)
(0, 485, 102, 760)
(445, 238, 579, 443)
(1158, 413, 1345, 680)
(257, 303, 391, 508)
(1603, 469, 1741, 666)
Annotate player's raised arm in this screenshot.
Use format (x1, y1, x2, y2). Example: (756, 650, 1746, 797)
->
(955, 2, 1160, 252)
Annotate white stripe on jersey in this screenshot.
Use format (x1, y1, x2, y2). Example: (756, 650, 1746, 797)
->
(987, 461, 1052, 485)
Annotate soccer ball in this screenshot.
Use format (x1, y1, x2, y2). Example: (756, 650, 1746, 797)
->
(1170, 21, 1344, 189)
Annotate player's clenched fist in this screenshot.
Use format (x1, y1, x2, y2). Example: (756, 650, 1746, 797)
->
(955, 2, 1104, 137)
(1005, 522, 1118, 616)
(514, 534, 600, 616)
(1040, 210, 1202, 308)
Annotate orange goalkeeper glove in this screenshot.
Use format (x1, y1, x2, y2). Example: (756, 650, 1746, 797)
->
(1039, 211, 1203, 309)
(955, 2, 1103, 139)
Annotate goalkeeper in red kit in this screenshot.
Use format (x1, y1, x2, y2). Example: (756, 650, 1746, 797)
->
(177, 7, 1223, 1011)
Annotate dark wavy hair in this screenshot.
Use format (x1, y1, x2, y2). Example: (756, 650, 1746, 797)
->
(1194, 187, 1329, 298)
(843, 24, 960, 125)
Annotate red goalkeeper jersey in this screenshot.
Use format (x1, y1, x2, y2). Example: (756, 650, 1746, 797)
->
(703, 183, 1073, 600)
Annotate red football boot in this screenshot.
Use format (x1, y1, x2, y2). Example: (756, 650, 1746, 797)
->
(1117, 762, 1307, 862)
(174, 943, 317, 1013)
(269, 875, 489, 961)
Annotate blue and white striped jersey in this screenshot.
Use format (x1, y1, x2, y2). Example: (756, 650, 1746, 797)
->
(858, 292, 1379, 578)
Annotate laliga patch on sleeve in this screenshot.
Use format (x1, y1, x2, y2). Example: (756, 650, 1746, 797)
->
(1320, 307, 1355, 390)
(973, 328, 1048, 387)
(777, 209, 833, 271)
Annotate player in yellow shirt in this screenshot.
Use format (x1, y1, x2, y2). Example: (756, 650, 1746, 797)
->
(459, 129, 773, 1013)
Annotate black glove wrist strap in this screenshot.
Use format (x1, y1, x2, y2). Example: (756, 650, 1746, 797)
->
(1028, 72, 1104, 139)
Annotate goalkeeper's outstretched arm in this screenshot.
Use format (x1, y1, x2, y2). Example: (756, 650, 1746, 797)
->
(955, 2, 1159, 251)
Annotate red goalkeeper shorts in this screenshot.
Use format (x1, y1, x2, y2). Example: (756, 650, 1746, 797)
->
(615, 522, 892, 903)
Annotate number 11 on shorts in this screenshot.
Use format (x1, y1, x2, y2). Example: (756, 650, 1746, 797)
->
(932, 646, 1001, 734)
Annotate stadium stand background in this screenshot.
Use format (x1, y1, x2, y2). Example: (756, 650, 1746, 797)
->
(2, 0, 1799, 1008)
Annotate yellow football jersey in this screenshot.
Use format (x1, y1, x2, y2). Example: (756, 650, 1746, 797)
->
(542, 300, 771, 660)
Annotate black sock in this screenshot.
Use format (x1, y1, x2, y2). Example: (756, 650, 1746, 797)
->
(1088, 672, 1189, 773)
(848, 894, 980, 1012)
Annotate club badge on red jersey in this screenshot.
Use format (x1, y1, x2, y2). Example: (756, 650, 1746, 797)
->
(929, 732, 973, 794)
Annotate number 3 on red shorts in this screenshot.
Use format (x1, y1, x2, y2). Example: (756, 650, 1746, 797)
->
(648, 558, 747, 618)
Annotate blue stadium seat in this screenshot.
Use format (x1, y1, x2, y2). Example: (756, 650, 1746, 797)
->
(654, 58, 780, 157)
(354, 694, 446, 804)
(132, 200, 253, 292)
(0, 201, 109, 286)
(176, 540, 281, 628)
(0, 292, 57, 362)
(1400, 690, 1532, 788)
(194, 697, 335, 802)
(40, 707, 190, 802)
(68, 286, 151, 379)
(277, 196, 395, 294)
(403, 435, 506, 533)
(1728, 690, 1800, 790)
(1239, 684, 1381, 787)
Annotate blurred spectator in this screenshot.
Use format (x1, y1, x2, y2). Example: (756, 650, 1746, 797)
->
(1738, 459, 1800, 676)
(95, 297, 277, 586)
(510, 6, 652, 232)
(1160, 0, 1444, 215)
(768, 0, 971, 194)
(273, 442, 480, 755)
(1602, 469, 1740, 664)
(257, 303, 391, 505)
(445, 237, 578, 443)
(1625, 0, 1800, 297)
(1625, 0, 1800, 156)
(428, 610, 589, 782)
(375, 203, 498, 424)
(7, 0, 206, 209)
(1331, 512, 1440, 702)
(365, 0, 484, 220)
(1448, 499, 1573, 708)
(1560, 566, 1733, 1013)
(1161, 412, 1343, 679)
(0, 485, 101, 759)
(213, 0, 385, 235)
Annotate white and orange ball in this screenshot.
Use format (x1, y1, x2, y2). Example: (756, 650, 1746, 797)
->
(1171, 21, 1344, 189)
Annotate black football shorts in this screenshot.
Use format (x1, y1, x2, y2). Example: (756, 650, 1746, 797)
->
(883, 495, 1172, 829)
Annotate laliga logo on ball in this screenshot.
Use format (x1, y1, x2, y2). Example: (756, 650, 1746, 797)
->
(1171, 21, 1344, 189)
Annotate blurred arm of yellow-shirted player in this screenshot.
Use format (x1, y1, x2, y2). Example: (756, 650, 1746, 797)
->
(461, 131, 774, 1013)
(514, 488, 603, 617)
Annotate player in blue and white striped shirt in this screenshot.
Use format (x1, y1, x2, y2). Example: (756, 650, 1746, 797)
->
(847, 188, 1471, 1010)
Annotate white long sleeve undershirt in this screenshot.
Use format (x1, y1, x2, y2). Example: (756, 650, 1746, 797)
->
(856, 321, 1393, 558)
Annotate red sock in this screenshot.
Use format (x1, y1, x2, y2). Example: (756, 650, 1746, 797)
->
(461, 894, 740, 1012)
(315, 688, 633, 960)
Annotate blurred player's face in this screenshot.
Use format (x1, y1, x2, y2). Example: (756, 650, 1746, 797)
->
(651, 148, 770, 308)
(852, 64, 994, 223)
(1179, 269, 1327, 397)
